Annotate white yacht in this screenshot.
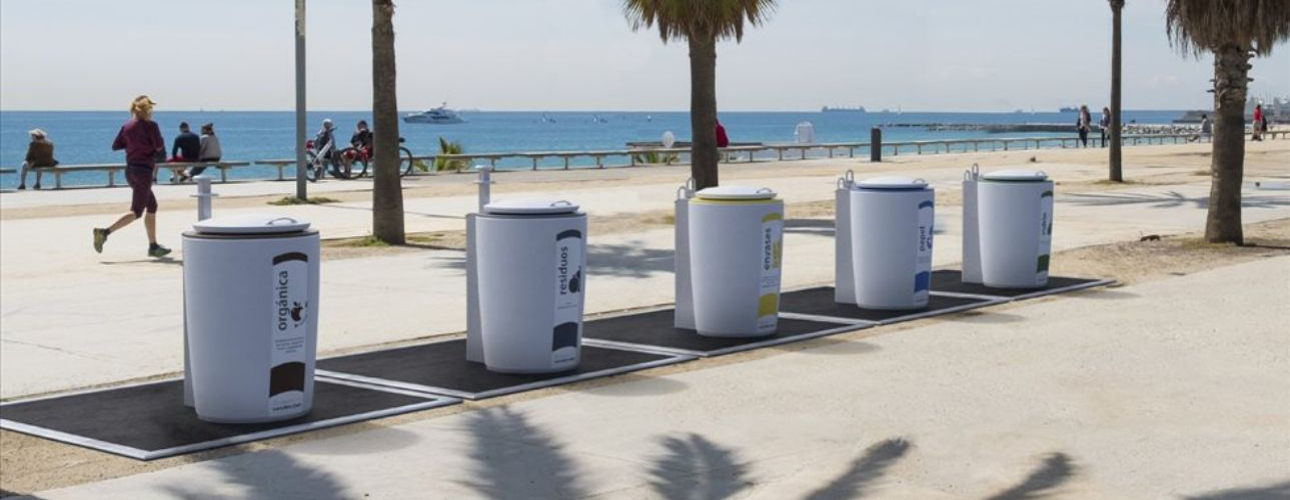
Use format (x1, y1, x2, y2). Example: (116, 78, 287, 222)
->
(403, 102, 465, 124)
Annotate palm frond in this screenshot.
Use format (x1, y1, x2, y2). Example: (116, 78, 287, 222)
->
(623, 0, 777, 43)
(1166, 0, 1290, 56)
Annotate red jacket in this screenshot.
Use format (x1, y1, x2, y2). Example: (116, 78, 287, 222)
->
(715, 123, 730, 148)
(112, 119, 164, 167)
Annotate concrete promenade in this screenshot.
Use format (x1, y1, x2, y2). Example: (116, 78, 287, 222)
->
(1, 141, 1287, 497)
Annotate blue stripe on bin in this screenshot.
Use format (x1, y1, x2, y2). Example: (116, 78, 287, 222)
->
(914, 271, 930, 292)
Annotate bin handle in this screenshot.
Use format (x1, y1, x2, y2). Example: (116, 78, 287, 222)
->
(756, 187, 774, 194)
(964, 163, 979, 181)
(550, 200, 574, 208)
(266, 217, 298, 226)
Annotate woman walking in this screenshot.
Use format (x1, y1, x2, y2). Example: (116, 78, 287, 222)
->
(92, 96, 171, 258)
(1077, 105, 1092, 148)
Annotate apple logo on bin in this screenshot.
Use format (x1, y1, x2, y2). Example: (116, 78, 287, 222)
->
(291, 301, 307, 326)
(569, 270, 582, 294)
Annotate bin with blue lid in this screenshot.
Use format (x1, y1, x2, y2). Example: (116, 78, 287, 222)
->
(848, 176, 935, 310)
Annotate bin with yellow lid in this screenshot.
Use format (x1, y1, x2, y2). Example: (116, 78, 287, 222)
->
(687, 186, 784, 337)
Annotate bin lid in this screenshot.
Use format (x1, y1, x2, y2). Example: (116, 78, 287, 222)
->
(983, 169, 1048, 182)
(483, 198, 580, 215)
(694, 186, 777, 200)
(854, 176, 929, 190)
(192, 214, 312, 235)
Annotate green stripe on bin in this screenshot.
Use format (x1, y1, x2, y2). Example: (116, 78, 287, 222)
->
(1036, 254, 1050, 273)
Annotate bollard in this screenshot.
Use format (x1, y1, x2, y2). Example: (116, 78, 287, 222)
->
(190, 175, 218, 221)
(475, 165, 492, 211)
(870, 127, 882, 162)
(465, 164, 494, 364)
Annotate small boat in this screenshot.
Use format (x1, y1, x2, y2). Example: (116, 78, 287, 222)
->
(403, 102, 464, 124)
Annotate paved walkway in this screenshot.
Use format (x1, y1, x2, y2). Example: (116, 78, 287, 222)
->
(21, 256, 1290, 499)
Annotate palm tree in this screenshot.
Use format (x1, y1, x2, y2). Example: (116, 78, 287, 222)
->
(1165, 0, 1290, 244)
(371, 0, 405, 244)
(1108, 0, 1124, 182)
(624, 0, 776, 190)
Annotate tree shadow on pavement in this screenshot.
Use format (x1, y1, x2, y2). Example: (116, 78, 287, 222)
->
(648, 433, 751, 500)
(785, 219, 835, 238)
(424, 241, 675, 279)
(160, 449, 351, 500)
(1182, 480, 1290, 500)
(1062, 191, 1289, 210)
(587, 242, 674, 279)
(459, 406, 589, 500)
(981, 452, 1077, 500)
(802, 437, 912, 500)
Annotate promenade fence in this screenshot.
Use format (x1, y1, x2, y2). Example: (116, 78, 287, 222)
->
(5, 130, 1285, 190)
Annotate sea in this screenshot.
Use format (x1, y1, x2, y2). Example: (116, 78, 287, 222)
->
(0, 110, 1185, 189)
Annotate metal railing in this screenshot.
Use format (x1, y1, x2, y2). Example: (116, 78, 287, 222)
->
(4, 130, 1284, 189)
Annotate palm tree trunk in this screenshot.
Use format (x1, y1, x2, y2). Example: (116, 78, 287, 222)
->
(1108, 0, 1123, 182)
(688, 36, 719, 190)
(1205, 44, 1249, 244)
(371, 0, 405, 244)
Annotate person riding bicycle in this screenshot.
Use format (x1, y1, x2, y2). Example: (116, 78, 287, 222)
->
(342, 120, 372, 166)
(350, 120, 373, 153)
(314, 119, 337, 159)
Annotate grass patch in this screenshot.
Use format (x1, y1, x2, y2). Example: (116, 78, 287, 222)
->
(268, 196, 341, 206)
(1178, 238, 1238, 251)
(330, 235, 391, 248)
(1092, 179, 1146, 186)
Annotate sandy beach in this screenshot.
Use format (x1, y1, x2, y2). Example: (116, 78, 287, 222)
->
(1, 140, 1288, 497)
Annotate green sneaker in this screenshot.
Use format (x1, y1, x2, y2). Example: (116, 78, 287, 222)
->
(93, 228, 108, 254)
(148, 244, 172, 258)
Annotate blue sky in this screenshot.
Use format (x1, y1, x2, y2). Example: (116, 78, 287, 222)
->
(1, 0, 1286, 111)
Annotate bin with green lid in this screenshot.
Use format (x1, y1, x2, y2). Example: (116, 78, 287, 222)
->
(978, 169, 1054, 288)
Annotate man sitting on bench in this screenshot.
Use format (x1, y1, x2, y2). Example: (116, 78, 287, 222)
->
(169, 122, 200, 182)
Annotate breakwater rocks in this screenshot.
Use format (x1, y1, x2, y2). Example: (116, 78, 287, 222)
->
(880, 122, 1205, 135)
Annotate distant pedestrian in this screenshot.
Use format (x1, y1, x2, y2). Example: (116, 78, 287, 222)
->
(93, 95, 171, 258)
(1252, 104, 1263, 141)
(185, 123, 222, 179)
(1077, 105, 1092, 147)
(715, 119, 729, 148)
(1099, 107, 1111, 147)
(169, 122, 200, 182)
(17, 129, 58, 190)
(1200, 114, 1211, 135)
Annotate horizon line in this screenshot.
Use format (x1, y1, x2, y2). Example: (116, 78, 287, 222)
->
(0, 108, 1202, 113)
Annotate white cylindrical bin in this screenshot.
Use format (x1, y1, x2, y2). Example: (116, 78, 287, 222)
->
(183, 214, 320, 423)
(688, 186, 784, 337)
(978, 169, 1054, 288)
(849, 177, 935, 310)
(477, 199, 587, 373)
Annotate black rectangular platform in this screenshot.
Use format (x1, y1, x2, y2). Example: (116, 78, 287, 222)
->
(929, 270, 1114, 300)
(0, 379, 458, 460)
(778, 288, 1000, 324)
(317, 339, 693, 400)
(581, 309, 865, 357)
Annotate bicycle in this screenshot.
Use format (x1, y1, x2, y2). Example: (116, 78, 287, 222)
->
(323, 138, 418, 180)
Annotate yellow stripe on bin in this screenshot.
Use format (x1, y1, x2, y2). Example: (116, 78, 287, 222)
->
(758, 294, 779, 317)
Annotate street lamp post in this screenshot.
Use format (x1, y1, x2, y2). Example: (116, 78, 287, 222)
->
(294, 0, 307, 200)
